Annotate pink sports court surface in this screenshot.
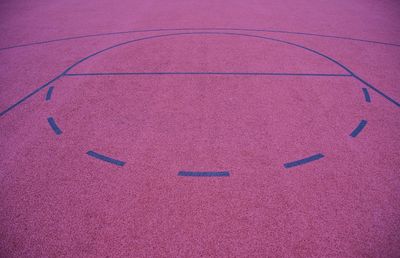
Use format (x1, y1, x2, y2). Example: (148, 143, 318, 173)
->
(0, 1, 400, 257)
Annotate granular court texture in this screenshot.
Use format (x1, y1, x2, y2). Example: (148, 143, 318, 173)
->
(0, 0, 399, 257)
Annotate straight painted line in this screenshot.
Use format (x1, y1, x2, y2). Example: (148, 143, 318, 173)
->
(284, 153, 324, 168)
(178, 171, 230, 177)
(362, 88, 371, 103)
(64, 72, 352, 77)
(45, 86, 54, 101)
(350, 120, 367, 137)
(86, 151, 126, 166)
(47, 117, 62, 135)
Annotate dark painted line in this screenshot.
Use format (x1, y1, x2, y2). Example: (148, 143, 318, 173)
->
(1, 31, 399, 117)
(178, 171, 230, 177)
(1, 27, 399, 52)
(352, 73, 399, 107)
(284, 153, 324, 168)
(64, 72, 352, 77)
(362, 88, 371, 103)
(47, 117, 62, 135)
(0, 75, 62, 117)
(350, 120, 367, 137)
(45, 86, 54, 101)
(86, 151, 125, 166)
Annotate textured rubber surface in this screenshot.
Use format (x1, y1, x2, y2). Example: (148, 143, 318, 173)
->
(1, 1, 400, 257)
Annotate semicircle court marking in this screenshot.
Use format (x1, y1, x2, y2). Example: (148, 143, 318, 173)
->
(62, 32, 354, 75)
(350, 120, 368, 138)
(1, 30, 398, 118)
(284, 153, 325, 168)
(178, 171, 230, 177)
(86, 151, 126, 166)
(61, 31, 399, 107)
(0, 31, 383, 171)
(47, 117, 62, 135)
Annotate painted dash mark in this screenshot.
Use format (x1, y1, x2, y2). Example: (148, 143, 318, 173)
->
(178, 171, 230, 177)
(86, 151, 125, 166)
(284, 153, 324, 168)
(47, 117, 62, 135)
(45, 86, 54, 101)
(350, 120, 367, 137)
(362, 88, 371, 103)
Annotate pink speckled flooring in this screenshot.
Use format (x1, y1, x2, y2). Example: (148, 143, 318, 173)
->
(1, 1, 400, 257)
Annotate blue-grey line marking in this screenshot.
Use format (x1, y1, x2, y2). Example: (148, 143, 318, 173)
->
(64, 72, 352, 77)
(86, 151, 126, 166)
(362, 88, 371, 103)
(1, 31, 399, 117)
(1, 27, 399, 52)
(351, 72, 398, 107)
(350, 120, 367, 137)
(47, 117, 62, 135)
(284, 153, 324, 168)
(1, 74, 62, 116)
(178, 171, 230, 177)
(45, 86, 54, 101)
